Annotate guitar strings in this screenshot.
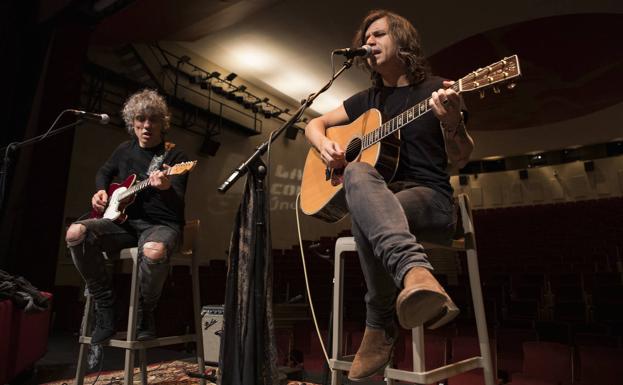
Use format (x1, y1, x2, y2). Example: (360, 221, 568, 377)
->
(341, 81, 463, 159)
(357, 81, 461, 151)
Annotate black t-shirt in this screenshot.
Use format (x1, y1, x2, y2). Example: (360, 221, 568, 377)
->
(95, 139, 189, 228)
(343, 75, 453, 199)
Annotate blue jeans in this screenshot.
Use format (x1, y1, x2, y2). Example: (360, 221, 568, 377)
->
(68, 218, 180, 310)
(343, 163, 456, 329)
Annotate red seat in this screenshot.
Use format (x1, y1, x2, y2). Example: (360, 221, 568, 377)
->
(447, 336, 498, 385)
(274, 328, 292, 366)
(302, 329, 329, 373)
(3, 292, 52, 383)
(0, 299, 13, 384)
(509, 341, 573, 385)
(496, 327, 537, 377)
(507, 372, 556, 385)
(576, 345, 623, 385)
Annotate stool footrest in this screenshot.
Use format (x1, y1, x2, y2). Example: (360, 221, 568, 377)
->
(330, 357, 354, 372)
(79, 334, 197, 349)
(385, 356, 483, 383)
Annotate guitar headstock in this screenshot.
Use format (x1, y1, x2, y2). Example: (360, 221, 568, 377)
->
(459, 55, 521, 96)
(168, 160, 197, 176)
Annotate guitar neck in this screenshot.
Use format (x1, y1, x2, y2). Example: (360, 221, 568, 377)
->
(118, 168, 172, 200)
(362, 82, 460, 150)
(360, 54, 521, 149)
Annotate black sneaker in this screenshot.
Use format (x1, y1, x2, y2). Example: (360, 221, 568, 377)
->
(87, 344, 103, 370)
(136, 309, 156, 341)
(91, 306, 116, 344)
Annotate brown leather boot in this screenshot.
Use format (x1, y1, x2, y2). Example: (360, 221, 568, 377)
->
(396, 267, 457, 329)
(348, 325, 397, 381)
(425, 298, 460, 330)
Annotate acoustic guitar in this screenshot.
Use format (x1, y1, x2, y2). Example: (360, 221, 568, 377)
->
(300, 55, 521, 222)
(91, 160, 197, 223)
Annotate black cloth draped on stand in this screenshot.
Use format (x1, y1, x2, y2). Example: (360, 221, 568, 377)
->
(219, 174, 279, 385)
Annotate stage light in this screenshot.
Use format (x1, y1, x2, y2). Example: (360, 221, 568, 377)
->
(190, 75, 204, 84)
(285, 125, 299, 140)
(208, 71, 221, 79)
(227, 85, 248, 102)
(210, 85, 224, 94)
(225, 72, 237, 81)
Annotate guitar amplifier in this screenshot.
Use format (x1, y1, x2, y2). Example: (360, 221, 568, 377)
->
(201, 305, 224, 363)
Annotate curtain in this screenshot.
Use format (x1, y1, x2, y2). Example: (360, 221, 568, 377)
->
(219, 172, 279, 385)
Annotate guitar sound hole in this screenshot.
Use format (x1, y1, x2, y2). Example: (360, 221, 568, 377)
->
(345, 138, 362, 162)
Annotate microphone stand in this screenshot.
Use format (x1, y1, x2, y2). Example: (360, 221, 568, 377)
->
(216, 58, 353, 385)
(0, 114, 85, 213)
(218, 57, 354, 193)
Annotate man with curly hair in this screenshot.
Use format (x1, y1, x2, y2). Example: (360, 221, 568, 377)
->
(305, 10, 474, 381)
(65, 89, 189, 344)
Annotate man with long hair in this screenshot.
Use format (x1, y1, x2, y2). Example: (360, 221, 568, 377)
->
(65, 89, 189, 344)
(305, 10, 474, 381)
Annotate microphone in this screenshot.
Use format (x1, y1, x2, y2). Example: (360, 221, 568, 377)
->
(333, 45, 378, 58)
(68, 109, 110, 124)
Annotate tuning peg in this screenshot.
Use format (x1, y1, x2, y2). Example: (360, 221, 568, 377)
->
(507, 82, 516, 90)
(493, 85, 501, 94)
(479, 90, 486, 99)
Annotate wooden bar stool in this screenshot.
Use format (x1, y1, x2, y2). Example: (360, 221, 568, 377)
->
(74, 220, 206, 385)
(330, 194, 495, 385)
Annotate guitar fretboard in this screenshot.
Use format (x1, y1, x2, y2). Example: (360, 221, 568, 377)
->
(115, 160, 196, 200)
(360, 82, 461, 150)
(119, 178, 152, 200)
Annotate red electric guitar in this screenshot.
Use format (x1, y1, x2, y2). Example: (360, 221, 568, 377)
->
(90, 160, 197, 223)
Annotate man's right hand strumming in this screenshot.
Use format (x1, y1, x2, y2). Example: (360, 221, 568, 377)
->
(91, 190, 108, 213)
(319, 137, 346, 169)
(305, 104, 350, 169)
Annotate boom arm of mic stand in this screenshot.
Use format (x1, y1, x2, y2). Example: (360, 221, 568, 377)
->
(217, 59, 354, 193)
(0, 119, 84, 155)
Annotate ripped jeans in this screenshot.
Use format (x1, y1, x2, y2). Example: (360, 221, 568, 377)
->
(67, 218, 181, 310)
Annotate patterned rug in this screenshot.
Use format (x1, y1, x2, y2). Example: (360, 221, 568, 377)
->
(41, 360, 214, 385)
(40, 360, 317, 385)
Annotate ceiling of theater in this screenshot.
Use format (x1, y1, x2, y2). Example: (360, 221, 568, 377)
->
(90, 0, 623, 133)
